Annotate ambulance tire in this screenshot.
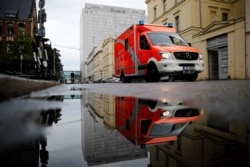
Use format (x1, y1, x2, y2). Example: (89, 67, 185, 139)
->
(146, 63, 160, 82)
(169, 76, 175, 82)
(120, 73, 131, 83)
(183, 73, 198, 81)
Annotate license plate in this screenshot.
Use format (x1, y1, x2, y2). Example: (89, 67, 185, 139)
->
(183, 66, 195, 74)
(183, 66, 194, 70)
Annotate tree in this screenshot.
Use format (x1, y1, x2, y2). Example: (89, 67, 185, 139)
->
(0, 32, 35, 75)
(43, 44, 63, 80)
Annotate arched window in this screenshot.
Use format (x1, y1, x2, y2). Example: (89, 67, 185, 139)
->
(18, 23, 25, 34)
(7, 22, 14, 35)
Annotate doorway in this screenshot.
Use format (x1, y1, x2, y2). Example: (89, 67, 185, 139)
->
(208, 50, 219, 80)
(207, 35, 228, 80)
(208, 47, 228, 80)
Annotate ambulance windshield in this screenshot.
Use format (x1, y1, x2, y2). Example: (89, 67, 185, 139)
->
(148, 32, 189, 46)
(149, 122, 189, 137)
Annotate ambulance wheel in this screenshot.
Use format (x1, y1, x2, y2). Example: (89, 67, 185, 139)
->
(183, 73, 198, 81)
(169, 76, 175, 82)
(146, 63, 160, 82)
(120, 73, 131, 83)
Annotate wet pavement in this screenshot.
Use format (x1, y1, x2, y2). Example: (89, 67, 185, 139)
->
(0, 80, 250, 167)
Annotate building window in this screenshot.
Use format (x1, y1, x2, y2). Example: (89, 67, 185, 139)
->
(156, 148, 160, 162)
(18, 23, 25, 34)
(175, 16, 180, 32)
(175, 0, 180, 4)
(163, 0, 167, 13)
(7, 43, 13, 54)
(7, 23, 14, 35)
(0, 42, 2, 54)
(210, 11, 217, 22)
(154, 7, 157, 20)
(222, 13, 228, 21)
(0, 24, 2, 35)
(177, 135, 182, 151)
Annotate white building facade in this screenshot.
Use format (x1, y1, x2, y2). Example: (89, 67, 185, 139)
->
(80, 3, 146, 82)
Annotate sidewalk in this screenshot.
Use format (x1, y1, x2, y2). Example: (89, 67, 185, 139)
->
(0, 74, 59, 101)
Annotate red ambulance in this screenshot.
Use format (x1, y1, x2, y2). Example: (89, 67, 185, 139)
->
(114, 21, 204, 82)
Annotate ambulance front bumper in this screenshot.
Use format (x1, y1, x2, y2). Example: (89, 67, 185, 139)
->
(155, 60, 204, 75)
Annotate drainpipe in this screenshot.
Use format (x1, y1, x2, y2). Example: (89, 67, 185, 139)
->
(199, 0, 202, 29)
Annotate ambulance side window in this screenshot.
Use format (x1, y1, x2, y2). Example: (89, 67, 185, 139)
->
(140, 35, 150, 50)
(125, 38, 128, 50)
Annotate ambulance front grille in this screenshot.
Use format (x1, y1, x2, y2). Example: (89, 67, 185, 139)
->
(174, 108, 200, 117)
(174, 52, 198, 60)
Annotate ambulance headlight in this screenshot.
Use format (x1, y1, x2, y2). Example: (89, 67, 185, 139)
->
(159, 51, 172, 59)
(199, 54, 203, 60)
(161, 110, 172, 118)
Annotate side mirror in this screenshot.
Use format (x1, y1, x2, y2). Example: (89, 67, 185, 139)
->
(188, 43, 192, 47)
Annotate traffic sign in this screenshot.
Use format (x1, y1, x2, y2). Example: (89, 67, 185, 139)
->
(39, 0, 45, 9)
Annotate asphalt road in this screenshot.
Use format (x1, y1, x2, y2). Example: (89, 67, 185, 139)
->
(31, 80, 250, 122)
(1, 79, 250, 167)
(5, 79, 249, 124)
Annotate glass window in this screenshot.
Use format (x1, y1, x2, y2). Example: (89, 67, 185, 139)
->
(7, 23, 14, 35)
(154, 7, 157, 20)
(150, 123, 188, 137)
(18, 23, 25, 34)
(125, 38, 128, 50)
(140, 35, 150, 50)
(222, 13, 228, 21)
(163, 0, 167, 12)
(0, 42, 2, 54)
(7, 43, 13, 54)
(148, 32, 188, 46)
(175, 16, 180, 32)
(0, 24, 2, 35)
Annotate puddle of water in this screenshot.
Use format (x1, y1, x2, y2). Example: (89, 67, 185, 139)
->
(0, 86, 249, 167)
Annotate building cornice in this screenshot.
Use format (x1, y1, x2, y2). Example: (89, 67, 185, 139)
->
(194, 17, 244, 37)
(210, 0, 241, 4)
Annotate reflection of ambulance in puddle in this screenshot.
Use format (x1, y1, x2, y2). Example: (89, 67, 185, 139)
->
(115, 96, 201, 146)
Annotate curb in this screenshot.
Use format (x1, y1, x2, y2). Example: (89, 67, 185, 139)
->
(0, 74, 59, 101)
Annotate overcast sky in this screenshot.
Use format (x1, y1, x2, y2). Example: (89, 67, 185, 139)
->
(37, 0, 147, 71)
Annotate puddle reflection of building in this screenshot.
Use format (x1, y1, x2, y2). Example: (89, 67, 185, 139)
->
(83, 93, 147, 166)
(148, 109, 250, 167)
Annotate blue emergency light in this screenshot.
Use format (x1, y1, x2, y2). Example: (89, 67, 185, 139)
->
(167, 23, 173, 28)
(139, 20, 144, 25)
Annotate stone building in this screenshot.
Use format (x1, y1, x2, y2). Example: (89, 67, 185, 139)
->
(145, 0, 246, 80)
(102, 37, 115, 81)
(85, 37, 115, 83)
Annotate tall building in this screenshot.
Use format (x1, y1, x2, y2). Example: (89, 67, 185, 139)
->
(82, 93, 147, 166)
(80, 3, 146, 81)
